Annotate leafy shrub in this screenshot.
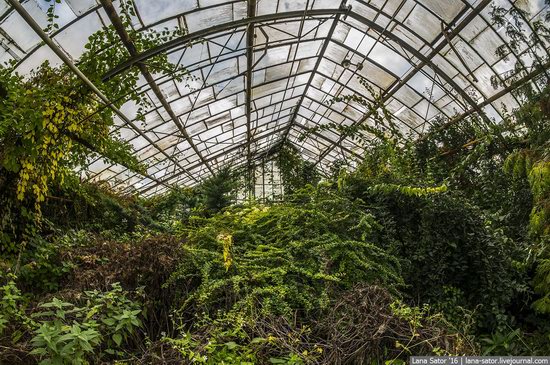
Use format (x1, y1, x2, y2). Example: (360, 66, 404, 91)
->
(276, 146, 320, 195)
(29, 283, 143, 364)
(15, 231, 85, 293)
(30, 319, 102, 365)
(533, 258, 550, 314)
(0, 279, 144, 365)
(40, 182, 159, 236)
(162, 285, 472, 365)
(479, 329, 525, 356)
(145, 187, 198, 229)
(340, 168, 528, 331)
(169, 187, 403, 319)
(0, 274, 33, 344)
(164, 317, 260, 364)
(197, 168, 242, 215)
(144, 168, 241, 228)
(160, 310, 318, 365)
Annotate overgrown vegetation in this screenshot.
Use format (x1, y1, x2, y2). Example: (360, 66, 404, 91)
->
(1, 1, 550, 364)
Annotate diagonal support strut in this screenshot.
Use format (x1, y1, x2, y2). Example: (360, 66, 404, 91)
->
(99, 0, 214, 177)
(278, 0, 348, 151)
(5, 0, 196, 188)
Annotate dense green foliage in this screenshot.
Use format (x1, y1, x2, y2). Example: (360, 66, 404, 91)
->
(1, 1, 550, 363)
(169, 188, 403, 318)
(276, 147, 320, 195)
(0, 0, 188, 255)
(1, 80, 549, 363)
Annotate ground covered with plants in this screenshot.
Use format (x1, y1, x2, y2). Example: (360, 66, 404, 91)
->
(0, 85, 549, 362)
(1, 1, 550, 363)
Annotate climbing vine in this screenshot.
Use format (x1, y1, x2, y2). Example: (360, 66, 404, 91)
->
(0, 0, 191, 220)
(299, 78, 403, 146)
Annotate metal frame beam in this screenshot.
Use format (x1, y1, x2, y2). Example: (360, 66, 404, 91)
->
(102, 5, 489, 119)
(99, 0, 214, 177)
(244, 0, 256, 197)
(139, 123, 291, 194)
(11, 0, 538, 192)
(417, 59, 550, 142)
(4, 0, 193, 188)
(137, 116, 362, 194)
(103, 5, 495, 168)
(102, 9, 350, 81)
(313, 0, 493, 166)
(279, 0, 347, 148)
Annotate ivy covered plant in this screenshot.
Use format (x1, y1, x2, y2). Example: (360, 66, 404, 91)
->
(0, 0, 190, 207)
(0, 0, 191, 254)
(502, 88, 550, 241)
(168, 184, 403, 320)
(0, 63, 141, 214)
(334, 144, 527, 332)
(503, 88, 550, 314)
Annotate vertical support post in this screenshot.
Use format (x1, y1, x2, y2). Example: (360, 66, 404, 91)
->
(245, 0, 257, 199)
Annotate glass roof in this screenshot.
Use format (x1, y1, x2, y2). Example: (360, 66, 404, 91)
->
(2, 0, 549, 196)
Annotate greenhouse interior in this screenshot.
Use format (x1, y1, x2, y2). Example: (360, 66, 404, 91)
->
(0, 0, 549, 363)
